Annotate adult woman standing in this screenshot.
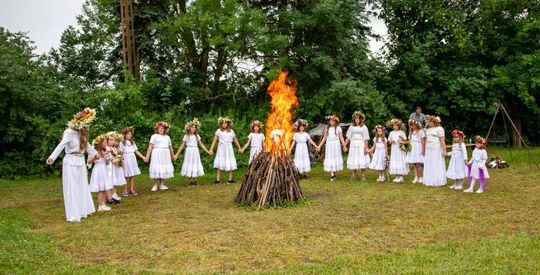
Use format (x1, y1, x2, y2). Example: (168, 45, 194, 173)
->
(46, 108, 98, 222)
(422, 115, 447, 187)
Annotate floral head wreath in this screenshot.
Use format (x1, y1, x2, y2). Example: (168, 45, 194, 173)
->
(474, 135, 488, 146)
(451, 129, 465, 138)
(387, 118, 403, 128)
(92, 134, 108, 146)
(106, 131, 124, 142)
(425, 115, 442, 125)
(409, 119, 421, 128)
(352, 111, 365, 120)
(154, 121, 170, 130)
(184, 118, 201, 133)
(374, 125, 387, 133)
(67, 107, 96, 130)
(250, 120, 263, 129)
(218, 116, 233, 126)
(325, 115, 340, 124)
(122, 126, 135, 135)
(293, 119, 308, 129)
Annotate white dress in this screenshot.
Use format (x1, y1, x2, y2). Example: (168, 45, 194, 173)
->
(180, 134, 204, 177)
(120, 140, 141, 177)
(388, 130, 409, 176)
(89, 156, 113, 192)
(446, 143, 468, 179)
(423, 127, 447, 186)
(149, 134, 174, 179)
(323, 126, 344, 172)
(346, 125, 371, 169)
(213, 129, 237, 171)
(48, 128, 97, 222)
(470, 148, 490, 179)
(248, 133, 265, 164)
(406, 130, 425, 164)
(108, 146, 126, 186)
(293, 132, 312, 173)
(369, 138, 386, 171)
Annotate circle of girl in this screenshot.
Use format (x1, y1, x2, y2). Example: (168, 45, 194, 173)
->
(47, 108, 490, 222)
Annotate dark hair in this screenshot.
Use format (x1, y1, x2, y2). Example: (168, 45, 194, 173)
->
(416, 106, 422, 110)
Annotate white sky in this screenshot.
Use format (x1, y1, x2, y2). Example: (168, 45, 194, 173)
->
(0, 0, 387, 54)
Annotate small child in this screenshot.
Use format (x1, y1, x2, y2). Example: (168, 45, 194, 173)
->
(464, 136, 490, 194)
(174, 118, 211, 187)
(290, 119, 318, 177)
(369, 125, 388, 182)
(318, 115, 346, 181)
(120, 127, 147, 196)
(88, 134, 114, 211)
(106, 131, 126, 201)
(446, 130, 468, 190)
(209, 117, 242, 184)
(387, 119, 409, 183)
(241, 120, 266, 164)
(405, 119, 425, 183)
(145, 121, 175, 191)
(344, 111, 370, 181)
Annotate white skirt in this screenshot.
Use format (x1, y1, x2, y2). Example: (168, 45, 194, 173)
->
(181, 147, 204, 178)
(347, 144, 370, 170)
(406, 141, 424, 164)
(89, 162, 113, 192)
(446, 155, 468, 179)
(123, 153, 141, 177)
(294, 142, 311, 173)
(61, 155, 95, 222)
(369, 146, 386, 171)
(389, 144, 409, 175)
(213, 142, 237, 171)
(423, 147, 447, 186)
(111, 165, 126, 186)
(470, 161, 490, 179)
(323, 140, 343, 172)
(149, 148, 174, 179)
(249, 147, 263, 164)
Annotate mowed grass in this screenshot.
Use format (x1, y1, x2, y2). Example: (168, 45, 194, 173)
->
(1, 147, 539, 273)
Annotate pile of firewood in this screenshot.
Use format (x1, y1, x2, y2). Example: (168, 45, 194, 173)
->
(235, 152, 303, 209)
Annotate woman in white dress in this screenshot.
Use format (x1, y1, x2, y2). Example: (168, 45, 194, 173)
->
(344, 111, 370, 181)
(290, 119, 319, 177)
(446, 130, 468, 190)
(369, 125, 388, 182)
(88, 134, 113, 211)
(405, 119, 425, 183)
(145, 121, 175, 192)
(120, 127, 147, 196)
(387, 118, 409, 183)
(422, 115, 447, 187)
(318, 115, 347, 181)
(209, 117, 242, 184)
(240, 120, 266, 164)
(174, 118, 211, 187)
(46, 108, 98, 222)
(464, 136, 490, 194)
(106, 131, 126, 201)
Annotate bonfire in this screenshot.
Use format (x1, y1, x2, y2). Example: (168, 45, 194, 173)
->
(235, 71, 304, 208)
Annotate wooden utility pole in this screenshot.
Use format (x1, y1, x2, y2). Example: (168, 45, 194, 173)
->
(120, 0, 140, 81)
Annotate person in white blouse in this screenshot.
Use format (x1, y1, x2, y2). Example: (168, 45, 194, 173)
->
(318, 115, 347, 181)
(406, 119, 425, 183)
(422, 115, 447, 187)
(344, 111, 370, 181)
(209, 117, 242, 184)
(290, 119, 319, 177)
(446, 130, 468, 190)
(46, 108, 98, 222)
(145, 121, 175, 192)
(464, 136, 490, 193)
(174, 118, 211, 187)
(240, 120, 266, 164)
(387, 118, 409, 182)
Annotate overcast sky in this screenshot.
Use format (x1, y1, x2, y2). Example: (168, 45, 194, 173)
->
(0, 0, 387, 54)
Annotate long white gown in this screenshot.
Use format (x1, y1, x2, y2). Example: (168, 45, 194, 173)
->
(293, 132, 312, 173)
(446, 142, 468, 179)
(423, 127, 447, 186)
(323, 126, 344, 172)
(180, 134, 205, 177)
(346, 125, 370, 170)
(388, 130, 409, 176)
(213, 129, 237, 171)
(48, 128, 97, 222)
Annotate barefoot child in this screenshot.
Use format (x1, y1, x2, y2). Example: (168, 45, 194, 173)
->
(174, 118, 211, 187)
(145, 121, 175, 191)
(209, 117, 242, 184)
(369, 125, 388, 182)
(447, 130, 468, 190)
(120, 127, 146, 196)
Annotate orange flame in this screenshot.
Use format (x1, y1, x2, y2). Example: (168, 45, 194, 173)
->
(265, 71, 299, 155)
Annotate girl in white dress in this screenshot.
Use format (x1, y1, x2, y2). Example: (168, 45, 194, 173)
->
(174, 118, 211, 187)
(145, 121, 175, 191)
(369, 125, 388, 182)
(106, 131, 126, 201)
(209, 117, 242, 184)
(422, 115, 447, 187)
(344, 111, 370, 181)
(387, 119, 409, 183)
(290, 119, 318, 177)
(406, 119, 425, 183)
(88, 134, 113, 211)
(464, 136, 490, 194)
(120, 127, 146, 196)
(46, 108, 98, 222)
(318, 115, 347, 181)
(447, 130, 468, 190)
(241, 120, 266, 164)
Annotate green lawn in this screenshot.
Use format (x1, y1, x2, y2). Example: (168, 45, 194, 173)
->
(1, 147, 539, 274)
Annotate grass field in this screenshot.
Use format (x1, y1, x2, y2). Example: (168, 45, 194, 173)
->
(1, 147, 539, 274)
